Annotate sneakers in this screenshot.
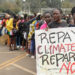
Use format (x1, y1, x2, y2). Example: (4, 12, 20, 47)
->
(14, 48, 19, 50)
(31, 55, 35, 59)
(20, 46, 22, 48)
(17, 46, 20, 48)
(9, 48, 13, 51)
(26, 53, 30, 57)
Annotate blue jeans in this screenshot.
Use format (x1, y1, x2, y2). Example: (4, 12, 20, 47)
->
(16, 35, 21, 46)
(30, 39, 35, 55)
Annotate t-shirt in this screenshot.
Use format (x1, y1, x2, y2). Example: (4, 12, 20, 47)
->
(40, 21, 47, 30)
(48, 21, 68, 28)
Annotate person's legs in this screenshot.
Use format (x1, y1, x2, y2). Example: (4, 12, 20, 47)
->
(30, 39, 35, 58)
(20, 36, 23, 48)
(26, 40, 31, 56)
(7, 35, 10, 46)
(25, 39, 28, 50)
(16, 35, 20, 48)
(13, 36, 17, 50)
(23, 39, 26, 50)
(9, 36, 13, 50)
(0, 29, 2, 36)
(32, 39, 35, 55)
(21, 38, 25, 50)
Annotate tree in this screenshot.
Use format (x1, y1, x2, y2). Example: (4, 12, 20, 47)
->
(46, 0, 61, 8)
(0, 0, 21, 13)
(61, 0, 75, 8)
(15, 0, 22, 10)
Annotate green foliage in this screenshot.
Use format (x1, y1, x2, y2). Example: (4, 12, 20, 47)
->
(0, 0, 21, 14)
(26, 0, 61, 13)
(0, 0, 62, 13)
(46, 0, 61, 8)
(0, 0, 75, 14)
(62, 0, 75, 8)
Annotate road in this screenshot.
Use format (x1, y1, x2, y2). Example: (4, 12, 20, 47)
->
(0, 45, 36, 75)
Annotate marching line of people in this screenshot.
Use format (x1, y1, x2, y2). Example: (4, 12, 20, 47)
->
(0, 7, 75, 59)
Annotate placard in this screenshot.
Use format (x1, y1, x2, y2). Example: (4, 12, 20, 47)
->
(35, 27, 75, 75)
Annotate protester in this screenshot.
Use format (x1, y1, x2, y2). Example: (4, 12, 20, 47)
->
(6, 15, 18, 51)
(28, 15, 41, 58)
(48, 8, 68, 28)
(69, 7, 75, 27)
(16, 16, 22, 49)
(40, 11, 52, 29)
(1, 7, 74, 60)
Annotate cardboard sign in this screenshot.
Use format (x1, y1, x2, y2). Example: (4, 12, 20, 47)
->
(35, 27, 75, 75)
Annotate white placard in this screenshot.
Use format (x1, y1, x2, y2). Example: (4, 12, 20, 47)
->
(35, 27, 75, 75)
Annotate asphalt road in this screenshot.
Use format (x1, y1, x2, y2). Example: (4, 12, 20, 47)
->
(0, 45, 36, 75)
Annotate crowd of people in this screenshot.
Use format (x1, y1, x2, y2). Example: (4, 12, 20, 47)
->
(0, 7, 75, 58)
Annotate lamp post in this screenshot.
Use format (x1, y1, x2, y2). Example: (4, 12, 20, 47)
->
(61, 0, 65, 14)
(28, 2, 31, 15)
(50, 0, 52, 3)
(22, 0, 26, 13)
(61, 0, 64, 8)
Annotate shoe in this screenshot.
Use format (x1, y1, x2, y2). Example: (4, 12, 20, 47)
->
(26, 54, 30, 57)
(17, 46, 19, 48)
(31, 55, 35, 59)
(9, 48, 13, 51)
(20, 46, 22, 48)
(14, 48, 18, 50)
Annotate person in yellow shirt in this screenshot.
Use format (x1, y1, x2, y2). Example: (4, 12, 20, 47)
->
(6, 15, 18, 51)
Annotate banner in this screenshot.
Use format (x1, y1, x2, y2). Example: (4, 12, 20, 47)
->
(35, 27, 75, 75)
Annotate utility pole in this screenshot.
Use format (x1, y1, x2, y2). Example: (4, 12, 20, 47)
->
(22, 0, 26, 13)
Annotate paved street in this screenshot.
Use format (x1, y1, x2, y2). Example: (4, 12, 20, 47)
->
(0, 45, 36, 75)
